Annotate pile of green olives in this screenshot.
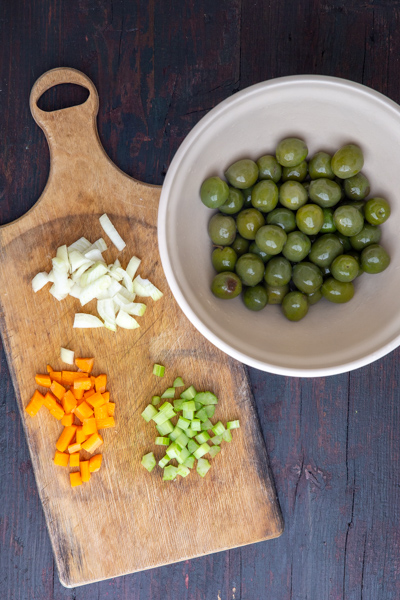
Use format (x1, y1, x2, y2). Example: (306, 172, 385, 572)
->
(201, 138, 391, 321)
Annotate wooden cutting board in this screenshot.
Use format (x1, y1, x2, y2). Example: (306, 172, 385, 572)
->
(0, 68, 283, 587)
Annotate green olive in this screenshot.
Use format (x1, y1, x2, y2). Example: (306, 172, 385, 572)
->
(321, 278, 355, 303)
(296, 204, 324, 235)
(255, 225, 288, 255)
(276, 138, 308, 167)
(292, 262, 323, 294)
(309, 233, 343, 268)
(308, 152, 334, 180)
(225, 159, 259, 189)
(307, 289, 323, 305)
(364, 197, 391, 225)
(330, 254, 360, 282)
(211, 272, 242, 299)
(331, 144, 364, 179)
(282, 291, 309, 321)
(266, 207, 297, 232)
(242, 187, 254, 208)
(282, 160, 308, 182)
(249, 242, 273, 263)
(235, 253, 265, 286)
(264, 283, 289, 304)
(333, 205, 364, 236)
(360, 244, 390, 274)
(251, 180, 279, 213)
(282, 231, 311, 262)
(212, 247, 238, 273)
(243, 285, 268, 311)
(208, 214, 236, 245)
(256, 155, 282, 182)
(320, 208, 337, 233)
(236, 209, 265, 240)
(343, 173, 370, 200)
(279, 181, 308, 210)
(350, 223, 381, 251)
(231, 235, 250, 256)
(264, 256, 292, 286)
(200, 177, 229, 208)
(309, 178, 342, 208)
(219, 187, 244, 214)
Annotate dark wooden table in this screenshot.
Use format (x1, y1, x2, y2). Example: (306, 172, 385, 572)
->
(1, 1, 400, 598)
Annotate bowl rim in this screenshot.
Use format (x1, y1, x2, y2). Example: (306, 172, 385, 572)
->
(158, 74, 400, 377)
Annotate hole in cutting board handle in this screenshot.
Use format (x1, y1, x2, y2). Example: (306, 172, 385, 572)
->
(37, 83, 90, 112)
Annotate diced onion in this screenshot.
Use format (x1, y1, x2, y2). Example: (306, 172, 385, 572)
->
(32, 272, 50, 293)
(73, 313, 104, 328)
(84, 249, 105, 262)
(60, 347, 75, 365)
(80, 275, 112, 306)
(68, 237, 91, 253)
(133, 275, 163, 301)
(96, 279, 122, 300)
(115, 310, 140, 329)
(97, 299, 116, 329)
(86, 238, 107, 253)
(126, 256, 141, 280)
(68, 250, 92, 274)
(119, 301, 146, 316)
(80, 262, 108, 288)
(99, 213, 126, 251)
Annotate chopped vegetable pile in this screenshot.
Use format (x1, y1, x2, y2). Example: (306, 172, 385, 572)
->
(31, 213, 163, 331)
(25, 347, 115, 488)
(141, 365, 240, 480)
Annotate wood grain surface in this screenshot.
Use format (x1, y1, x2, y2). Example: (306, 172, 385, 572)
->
(0, 67, 282, 587)
(1, 0, 400, 599)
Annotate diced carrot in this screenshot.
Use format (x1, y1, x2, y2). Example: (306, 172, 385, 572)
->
(25, 390, 45, 417)
(95, 374, 107, 393)
(94, 404, 109, 420)
(43, 391, 58, 410)
(86, 392, 105, 409)
(90, 376, 96, 389)
(69, 452, 80, 468)
(62, 390, 77, 414)
(35, 374, 52, 388)
(61, 413, 74, 427)
(68, 442, 81, 454)
(50, 403, 65, 420)
(96, 417, 115, 429)
(54, 451, 69, 467)
(73, 378, 92, 391)
(102, 392, 110, 402)
(72, 387, 84, 401)
(56, 425, 77, 452)
(83, 389, 95, 400)
(82, 418, 97, 436)
(81, 432, 103, 453)
(75, 358, 94, 373)
(76, 426, 88, 445)
(73, 401, 94, 421)
(70, 472, 82, 487)
(46, 364, 53, 373)
(50, 371, 63, 384)
(50, 380, 66, 401)
(61, 370, 88, 386)
(106, 403, 115, 417)
(89, 454, 102, 472)
(80, 460, 91, 482)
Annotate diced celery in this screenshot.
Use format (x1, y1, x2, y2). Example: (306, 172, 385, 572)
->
(182, 400, 195, 412)
(158, 404, 175, 419)
(195, 408, 209, 422)
(195, 391, 218, 405)
(201, 419, 213, 431)
(173, 377, 184, 388)
(159, 401, 172, 412)
(186, 428, 197, 438)
(151, 395, 161, 406)
(141, 404, 158, 422)
(156, 420, 174, 435)
(155, 437, 170, 446)
(196, 457, 211, 477)
(208, 445, 221, 458)
(195, 431, 210, 444)
(161, 387, 175, 399)
(222, 429, 232, 443)
(177, 416, 190, 430)
(176, 432, 190, 448)
(180, 386, 197, 400)
(158, 456, 170, 468)
(177, 465, 190, 477)
(153, 364, 165, 377)
(183, 409, 195, 420)
(211, 434, 223, 445)
(141, 452, 156, 472)
(212, 421, 226, 436)
(183, 455, 195, 469)
(191, 419, 201, 431)
(193, 443, 210, 459)
(194, 401, 202, 410)
(152, 411, 171, 426)
(204, 405, 215, 418)
(169, 426, 184, 441)
(163, 465, 178, 481)
(173, 399, 185, 411)
(187, 439, 199, 454)
(227, 420, 240, 430)
(176, 447, 190, 464)
(166, 442, 182, 459)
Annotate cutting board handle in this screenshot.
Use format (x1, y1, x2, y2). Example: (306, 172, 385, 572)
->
(29, 67, 99, 128)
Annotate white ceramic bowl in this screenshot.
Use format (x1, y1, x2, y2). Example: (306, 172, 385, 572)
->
(158, 75, 400, 377)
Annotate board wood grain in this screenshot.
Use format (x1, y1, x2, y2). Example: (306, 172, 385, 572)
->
(0, 68, 283, 587)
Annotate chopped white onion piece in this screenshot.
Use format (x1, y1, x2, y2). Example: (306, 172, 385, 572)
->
(115, 310, 140, 329)
(80, 262, 109, 288)
(133, 275, 163, 301)
(60, 347, 75, 365)
(118, 287, 136, 302)
(80, 275, 112, 306)
(71, 261, 94, 283)
(109, 265, 124, 281)
(126, 256, 141, 280)
(69, 283, 82, 299)
(114, 258, 121, 268)
(73, 313, 104, 328)
(84, 249, 105, 262)
(113, 293, 132, 307)
(111, 266, 133, 292)
(49, 284, 69, 301)
(48, 270, 55, 283)
(86, 238, 107, 253)
(99, 213, 126, 251)
(97, 299, 116, 331)
(52, 256, 69, 274)
(56, 245, 70, 272)
(69, 250, 92, 274)
(32, 272, 50, 293)
(96, 279, 122, 300)
(68, 237, 91, 254)
(119, 301, 147, 317)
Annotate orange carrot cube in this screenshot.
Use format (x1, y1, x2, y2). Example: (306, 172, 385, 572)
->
(50, 380, 66, 401)
(80, 460, 91, 482)
(96, 417, 115, 429)
(25, 390, 45, 417)
(35, 374, 52, 388)
(62, 390, 77, 414)
(50, 403, 65, 421)
(72, 387, 84, 401)
(95, 374, 107, 393)
(83, 389, 95, 400)
(76, 426, 88, 445)
(102, 392, 110, 403)
(86, 392, 105, 409)
(106, 403, 115, 417)
(61, 371, 88, 386)
(68, 442, 81, 454)
(46, 364, 53, 373)
(81, 432, 103, 453)
(73, 378, 92, 391)
(94, 404, 109, 420)
(82, 418, 97, 436)
(70, 472, 82, 487)
(49, 371, 63, 384)
(75, 358, 94, 373)
(61, 413, 74, 427)
(89, 454, 102, 472)
(54, 451, 69, 467)
(56, 425, 77, 452)
(73, 401, 94, 421)
(43, 391, 58, 410)
(69, 452, 80, 468)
